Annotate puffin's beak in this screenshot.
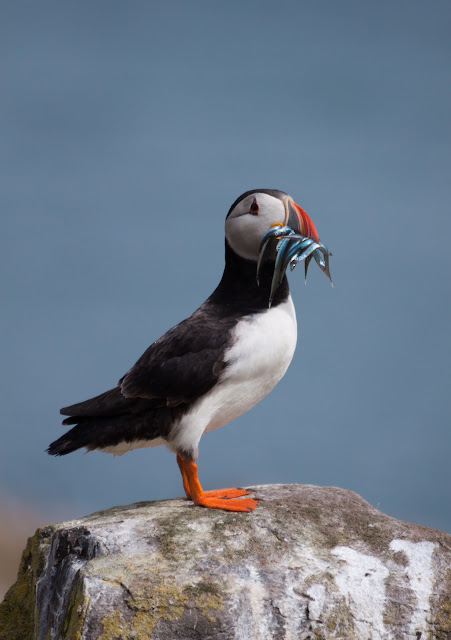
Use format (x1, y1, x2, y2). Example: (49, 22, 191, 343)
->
(283, 197, 320, 244)
(257, 196, 332, 307)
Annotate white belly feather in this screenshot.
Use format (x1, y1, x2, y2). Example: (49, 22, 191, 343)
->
(169, 296, 297, 456)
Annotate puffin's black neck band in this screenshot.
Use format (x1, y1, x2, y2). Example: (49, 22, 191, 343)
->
(208, 240, 290, 313)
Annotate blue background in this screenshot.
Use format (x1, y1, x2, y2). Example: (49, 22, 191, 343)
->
(2, 1, 450, 534)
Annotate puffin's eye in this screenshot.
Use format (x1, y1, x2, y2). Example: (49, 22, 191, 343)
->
(249, 198, 259, 215)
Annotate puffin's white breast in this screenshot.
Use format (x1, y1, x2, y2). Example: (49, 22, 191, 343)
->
(170, 296, 297, 456)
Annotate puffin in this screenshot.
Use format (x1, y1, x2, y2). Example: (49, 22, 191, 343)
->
(48, 189, 330, 512)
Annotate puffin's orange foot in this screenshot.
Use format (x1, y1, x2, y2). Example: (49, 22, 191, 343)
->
(202, 487, 251, 499)
(193, 493, 258, 512)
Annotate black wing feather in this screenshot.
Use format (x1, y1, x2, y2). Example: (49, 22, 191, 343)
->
(49, 300, 238, 456)
(119, 304, 233, 404)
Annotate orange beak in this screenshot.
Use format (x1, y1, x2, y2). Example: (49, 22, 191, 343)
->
(283, 196, 320, 243)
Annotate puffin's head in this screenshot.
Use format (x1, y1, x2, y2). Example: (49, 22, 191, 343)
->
(225, 189, 319, 262)
(225, 189, 332, 305)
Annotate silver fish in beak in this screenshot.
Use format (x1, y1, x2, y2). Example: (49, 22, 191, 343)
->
(257, 196, 332, 306)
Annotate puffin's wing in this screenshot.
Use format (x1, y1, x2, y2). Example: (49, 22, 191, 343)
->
(119, 309, 231, 406)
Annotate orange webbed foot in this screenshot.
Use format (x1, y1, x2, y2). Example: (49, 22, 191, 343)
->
(202, 487, 251, 499)
(193, 493, 258, 512)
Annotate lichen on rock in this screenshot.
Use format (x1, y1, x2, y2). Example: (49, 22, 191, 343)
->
(0, 526, 54, 640)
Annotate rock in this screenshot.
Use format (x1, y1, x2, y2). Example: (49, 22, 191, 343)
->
(0, 484, 450, 640)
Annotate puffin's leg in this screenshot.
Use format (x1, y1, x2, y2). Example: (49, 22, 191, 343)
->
(179, 458, 258, 512)
(177, 454, 192, 499)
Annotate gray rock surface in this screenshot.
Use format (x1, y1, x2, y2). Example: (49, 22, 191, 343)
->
(0, 484, 450, 640)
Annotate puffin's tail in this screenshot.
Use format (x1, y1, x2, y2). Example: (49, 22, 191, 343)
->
(47, 422, 97, 456)
(47, 412, 166, 456)
(48, 387, 170, 456)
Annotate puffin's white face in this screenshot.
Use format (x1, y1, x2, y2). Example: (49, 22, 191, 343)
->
(225, 190, 320, 262)
(225, 192, 287, 261)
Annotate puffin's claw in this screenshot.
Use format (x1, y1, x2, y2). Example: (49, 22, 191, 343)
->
(257, 225, 333, 306)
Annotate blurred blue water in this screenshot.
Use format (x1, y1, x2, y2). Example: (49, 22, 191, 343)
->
(1, 1, 450, 532)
